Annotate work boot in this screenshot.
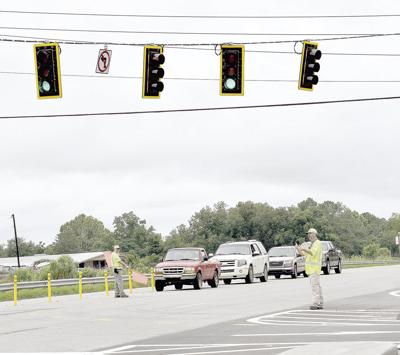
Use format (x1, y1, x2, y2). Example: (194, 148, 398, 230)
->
(309, 304, 323, 310)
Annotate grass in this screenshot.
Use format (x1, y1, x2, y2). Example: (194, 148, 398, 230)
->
(343, 263, 400, 269)
(0, 281, 149, 302)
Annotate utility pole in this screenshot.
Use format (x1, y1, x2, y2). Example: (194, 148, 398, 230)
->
(11, 214, 20, 268)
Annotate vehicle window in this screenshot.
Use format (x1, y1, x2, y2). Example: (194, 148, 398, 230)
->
(252, 244, 261, 254)
(215, 244, 251, 255)
(256, 242, 267, 255)
(268, 247, 295, 257)
(322, 242, 330, 251)
(164, 249, 199, 261)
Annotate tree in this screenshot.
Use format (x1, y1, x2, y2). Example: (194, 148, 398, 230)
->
(6, 237, 45, 257)
(113, 212, 163, 257)
(52, 214, 113, 254)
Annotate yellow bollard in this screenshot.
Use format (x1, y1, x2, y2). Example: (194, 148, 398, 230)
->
(151, 268, 155, 291)
(79, 271, 83, 299)
(104, 271, 109, 297)
(47, 273, 52, 302)
(128, 269, 133, 294)
(13, 275, 17, 306)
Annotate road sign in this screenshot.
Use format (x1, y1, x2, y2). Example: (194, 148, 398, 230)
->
(96, 48, 112, 74)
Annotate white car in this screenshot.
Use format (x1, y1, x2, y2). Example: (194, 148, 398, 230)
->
(210, 240, 269, 284)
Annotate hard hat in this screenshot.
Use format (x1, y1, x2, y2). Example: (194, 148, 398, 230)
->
(307, 228, 318, 235)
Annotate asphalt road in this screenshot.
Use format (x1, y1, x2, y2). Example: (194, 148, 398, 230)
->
(0, 265, 399, 353)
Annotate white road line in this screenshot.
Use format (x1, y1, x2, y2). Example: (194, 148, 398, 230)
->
(169, 346, 298, 355)
(232, 330, 400, 337)
(105, 344, 138, 353)
(389, 290, 400, 297)
(272, 316, 400, 325)
(120, 345, 227, 353)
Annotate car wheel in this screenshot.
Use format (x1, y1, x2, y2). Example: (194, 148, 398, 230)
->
(223, 279, 232, 285)
(208, 270, 219, 288)
(274, 274, 281, 279)
(193, 272, 203, 289)
(155, 280, 164, 292)
(245, 265, 254, 284)
(259, 264, 268, 282)
(291, 265, 298, 279)
(323, 260, 331, 275)
(174, 283, 183, 290)
(335, 259, 342, 274)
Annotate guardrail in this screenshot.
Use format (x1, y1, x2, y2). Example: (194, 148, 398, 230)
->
(342, 260, 400, 265)
(0, 274, 151, 292)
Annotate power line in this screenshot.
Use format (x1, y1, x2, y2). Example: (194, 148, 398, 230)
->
(1, 71, 400, 83)
(1, 9, 400, 19)
(0, 25, 393, 37)
(1, 32, 400, 46)
(0, 96, 399, 121)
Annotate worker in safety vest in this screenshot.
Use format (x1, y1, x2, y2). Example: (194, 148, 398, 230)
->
(296, 228, 323, 310)
(112, 245, 129, 298)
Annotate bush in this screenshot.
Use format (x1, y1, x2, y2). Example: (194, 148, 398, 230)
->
(79, 268, 97, 278)
(9, 268, 34, 282)
(49, 256, 77, 279)
(362, 243, 380, 260)
(377, 247, 391, 259)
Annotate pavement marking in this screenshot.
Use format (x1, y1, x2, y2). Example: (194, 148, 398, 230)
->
(232, 330, 400, 337)
(168, 346, 299, 354)
(389, 290, 400, 297)
(247, 309, 400, 326)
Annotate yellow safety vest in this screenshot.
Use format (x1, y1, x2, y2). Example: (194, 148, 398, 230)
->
(305, 239, 322, 275)
(112, 252, 122, 268)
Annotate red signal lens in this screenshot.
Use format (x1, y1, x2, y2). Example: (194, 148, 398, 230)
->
(226, 53, 237, 64)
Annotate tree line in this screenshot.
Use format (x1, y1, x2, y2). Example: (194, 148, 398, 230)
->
(1, 199, 399, 266)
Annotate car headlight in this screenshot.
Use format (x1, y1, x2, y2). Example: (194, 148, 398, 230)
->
(184, 267, 195, 273)
(154, 267, 163, 273)
(237, 259, 247, 267)
(283, 260, 293, 267)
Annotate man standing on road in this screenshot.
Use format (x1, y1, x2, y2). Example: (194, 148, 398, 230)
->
(296, 228, 323, 310)
(112, 245, 129, 298)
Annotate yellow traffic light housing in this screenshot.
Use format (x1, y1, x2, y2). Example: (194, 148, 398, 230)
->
(298, 41, 321, 91)
(142, 45, 165, 99)
(220, 45, 244, 96)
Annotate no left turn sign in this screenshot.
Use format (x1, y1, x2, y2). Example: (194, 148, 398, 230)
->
(96, 48, 112, 74)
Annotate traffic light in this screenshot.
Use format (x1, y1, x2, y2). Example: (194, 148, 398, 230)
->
(142, 45, 165, 98)
(33, 43, 62, 99)
(220, 45, 244, 96)
(298, 41, 321, 91)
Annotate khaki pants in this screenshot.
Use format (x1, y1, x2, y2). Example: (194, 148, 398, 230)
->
(114, 269, 125, 297)
(309, 272, 323, 306)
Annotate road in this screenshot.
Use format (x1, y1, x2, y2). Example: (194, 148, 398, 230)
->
(0, 265, 399, 353)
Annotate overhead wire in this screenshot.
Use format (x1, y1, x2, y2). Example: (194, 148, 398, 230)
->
(1, 71, 400, 83)
(0, 96, 399, 121)
(1, 9, 400, 19)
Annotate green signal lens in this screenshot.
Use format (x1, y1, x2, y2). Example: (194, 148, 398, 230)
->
(224, 78, 236, 90)
(41, 81, 51, 92)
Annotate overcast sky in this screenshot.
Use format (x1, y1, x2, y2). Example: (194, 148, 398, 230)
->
(0, 0, 399, 245)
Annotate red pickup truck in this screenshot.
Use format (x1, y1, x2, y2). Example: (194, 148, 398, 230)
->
(154, 247, 221, 292)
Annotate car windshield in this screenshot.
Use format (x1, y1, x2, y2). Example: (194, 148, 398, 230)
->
(215, 244, 251, 255)
(269, 247, 295, 257)
(164, 249, 199, 261)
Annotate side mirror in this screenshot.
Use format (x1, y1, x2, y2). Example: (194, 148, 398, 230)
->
(203, 256, 208, 261)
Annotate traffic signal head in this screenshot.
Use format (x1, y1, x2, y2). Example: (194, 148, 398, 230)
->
(142, 45, 165, 98)
(298, 41, 322, 91)
(34, 43, 62, 99)
(220, 45, 244, 96)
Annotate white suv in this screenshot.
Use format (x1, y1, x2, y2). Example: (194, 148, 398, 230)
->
(210, 240, 269, 284)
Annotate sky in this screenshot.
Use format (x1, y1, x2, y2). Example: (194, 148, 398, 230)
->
(0, 0, 399, 245)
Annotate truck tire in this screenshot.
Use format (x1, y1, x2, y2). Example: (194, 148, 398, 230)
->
(291, 265, 298, 279)
(259, 264, 268, 282)
(303, 271, 308, 277)
(193, 272, 203, 289)
(155, 280, 164, 292)
(275, 274, 281, 279)
(323, 260, 331, 275)
(335, 259, 342, 274)
(208, 270, 219, 288)
(223, 279, 232, 285)
(245, 265, 254, 284)
(175, 283, 183, 290)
